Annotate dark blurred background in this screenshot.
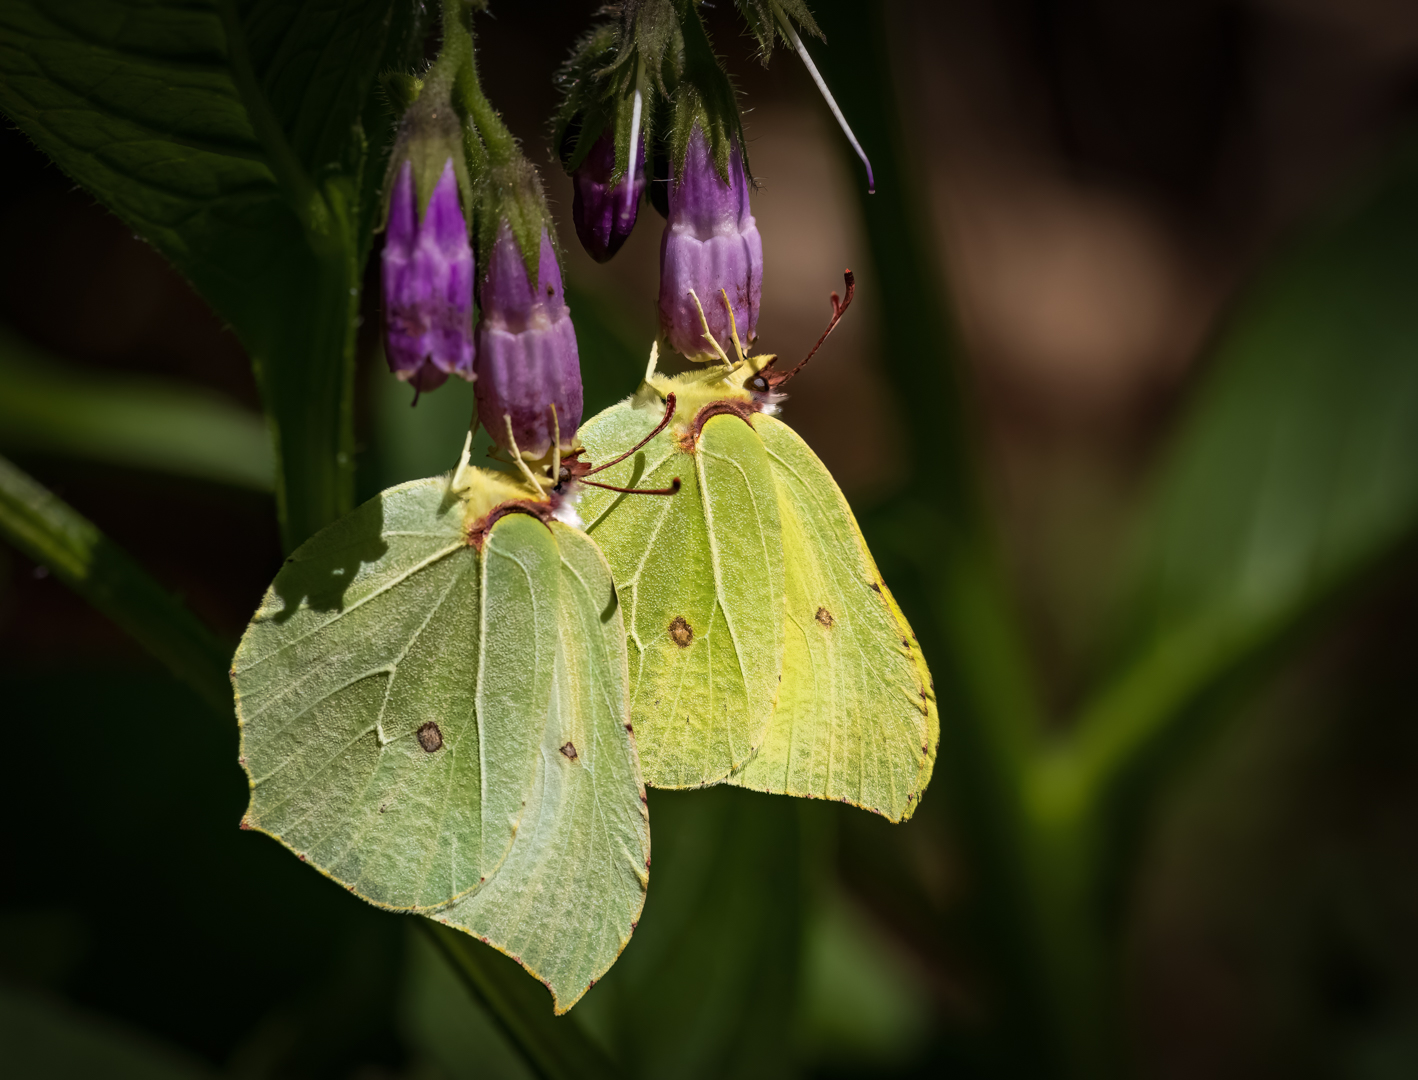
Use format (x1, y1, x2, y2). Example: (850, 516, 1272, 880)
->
(4, 1, 1418, 1077)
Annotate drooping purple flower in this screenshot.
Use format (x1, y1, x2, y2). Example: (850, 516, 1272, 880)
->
(658, 127, 763, 360)
(382, 159, 475, 392)
(572, 128, 646, 263)
(474, 224, 583, 459)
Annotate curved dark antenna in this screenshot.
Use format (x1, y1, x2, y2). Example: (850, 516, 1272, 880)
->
(752, 271, 856, 392)
(581, 477, 682, 496)
(584, 393, 678, 477)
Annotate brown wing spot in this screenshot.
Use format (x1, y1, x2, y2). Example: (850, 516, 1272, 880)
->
(902, 639, 910, 648)
(815, 607, 834, 628)
(560, 741, 578, 761)
(669, 616, 693, 647)
(417, 722, 444, 753)
(868, 582, 881, 592)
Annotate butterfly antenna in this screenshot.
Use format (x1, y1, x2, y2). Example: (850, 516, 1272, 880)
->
(581, 476, 682, 496)
(688, 290, 732, 365)
(584, 393, 678, 477)
(775, 270, 856, 386)
(503, 415, 544, 492)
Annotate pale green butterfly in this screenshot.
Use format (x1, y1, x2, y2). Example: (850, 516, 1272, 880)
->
(575, 275, 939, 821)
(232, 443, 667, 1012)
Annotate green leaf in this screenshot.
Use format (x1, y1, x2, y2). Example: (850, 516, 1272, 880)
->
(0, 453, 232, 712)
(234, 470, 648, 1008)
(1069, 138, 1418, 805)
(571, 787, 804, 1080)
(0, 982, 215, 1080)
(0, 325, 272, 490)
(728, 415, 937, 821)
(579, 393, 785, 789)
(0, 0, 423, 549)
(424, 922, 621, 1080)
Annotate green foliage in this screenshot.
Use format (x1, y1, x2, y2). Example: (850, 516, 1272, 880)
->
(573, 787, 805, 1079)
(0, 325, 273, 491)
(7, 1, 1418, 1076)
(1072, 139, 1418, 809)
(0, 982, 215, 1079)
(426, 924, 621, 1080)
(234, 474, 648, 1010)
(0, 0, 424, 550)
(0, 453, 231, 712)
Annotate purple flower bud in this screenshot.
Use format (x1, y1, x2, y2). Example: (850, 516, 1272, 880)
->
(658, 128, 763, 360)
(382, 159, 476, 392)
(475, 224, 583, 459)
(572, 129, 646, 263)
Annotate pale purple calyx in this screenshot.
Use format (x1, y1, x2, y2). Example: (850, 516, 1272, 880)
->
(474, 223, 583, 460)
(382, 159, 476, 393)
(657, 127, 763, 360)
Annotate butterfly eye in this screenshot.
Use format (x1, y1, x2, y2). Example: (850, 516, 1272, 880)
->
(749, 375, 769, 393)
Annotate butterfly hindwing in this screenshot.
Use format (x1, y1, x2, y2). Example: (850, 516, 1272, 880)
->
(436, 521, 650, 1013)
(726, 417, 938, 820)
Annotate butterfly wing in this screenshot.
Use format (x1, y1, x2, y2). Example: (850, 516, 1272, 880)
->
(437, 520, 650, 1012)
(234, 480, 555, 910)
(579, 401, 785, 788)
(729, 416, 938, 821)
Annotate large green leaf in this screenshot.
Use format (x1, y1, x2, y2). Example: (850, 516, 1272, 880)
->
(1068, 138, 1418, 805)
(0, 325, 272, 490)
(573, 787, 804, 1080)
(234, 471, 649, 1009)
(0, 0, 422, 548)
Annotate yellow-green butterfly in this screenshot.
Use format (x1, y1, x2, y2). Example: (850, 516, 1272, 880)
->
(232, 460, 649, 1012)
(576, 274, 938, 821)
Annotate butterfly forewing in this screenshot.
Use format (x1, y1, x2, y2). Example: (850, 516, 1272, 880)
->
(234, 479, 549, 911)
(579, 403, 785, 787)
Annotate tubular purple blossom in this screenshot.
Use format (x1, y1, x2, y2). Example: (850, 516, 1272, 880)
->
(382, 159, 476, 392)
(474, 224, 583, 459)
(658, 127, 763, 359)
(572, 128, 647, 263)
